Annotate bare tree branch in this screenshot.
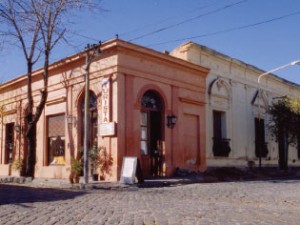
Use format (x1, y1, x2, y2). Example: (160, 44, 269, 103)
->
(0, 0, 103, 177)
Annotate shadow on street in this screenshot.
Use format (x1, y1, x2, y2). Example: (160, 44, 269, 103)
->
(0, 184, 86, 205)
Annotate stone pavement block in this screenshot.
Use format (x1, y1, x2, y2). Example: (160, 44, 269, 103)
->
(65, 221, 78, 225)
(134, 215, 145, 225)
(106, 217, 121, 225)
(119, 214, 135, 225)
(2, 181, 300, 224)
(143, 215, 155, 225)
(1, 220, 20, 225)
(42, 218, 62, 225)
(155, 218, 169, 225)
(184, 221, 196, 225)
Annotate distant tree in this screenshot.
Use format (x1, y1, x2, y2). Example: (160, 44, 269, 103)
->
(289, 99, 300, 160)
(0, 0, 101, 177)
(268, 97, 300, 170)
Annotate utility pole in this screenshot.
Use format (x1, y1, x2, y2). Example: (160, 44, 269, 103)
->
(84, 43, 101, 184)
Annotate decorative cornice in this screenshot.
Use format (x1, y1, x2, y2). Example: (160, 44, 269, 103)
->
(46, 97, 66, 106)
(179, 97, 205, 106)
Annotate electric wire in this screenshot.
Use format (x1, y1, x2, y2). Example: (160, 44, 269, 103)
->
(119, 0, 229, 38)
(147, 9, 300, 47)
(128, 0, 248, 42)
(68, 0, 248, 45)
(69, 0, 238, 42)
(44, 3, 300, 64)
(68, 31, 100, 42)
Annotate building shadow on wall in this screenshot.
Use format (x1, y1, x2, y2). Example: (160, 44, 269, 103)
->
(0, 184, 86, 206)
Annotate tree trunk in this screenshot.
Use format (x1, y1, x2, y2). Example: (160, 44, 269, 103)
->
(278, 130, 288, 171)
(24, 61, 35, 177)
(23, 51, 49, 177)
(25, 122, 36, 177)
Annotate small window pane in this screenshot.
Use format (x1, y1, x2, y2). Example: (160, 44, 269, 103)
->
(48, 114, 65, 165)
(49, 136, 65, 165)
(141, 127, 147, 140)
(141, 141, 148, 155)
(140, 112, 147, 126)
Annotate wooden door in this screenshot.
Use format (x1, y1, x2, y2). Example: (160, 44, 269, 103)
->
(140, 90, 164, 177)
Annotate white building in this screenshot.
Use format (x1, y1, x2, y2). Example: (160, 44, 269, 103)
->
(171, 42, 300, 168)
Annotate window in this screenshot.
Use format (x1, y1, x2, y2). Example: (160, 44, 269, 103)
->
(213, 110, 227, 139)
(47, 114, 65, 165)
(212, 110, 230, 157)
(255, 118, 268, 158)
(140, 112, 148, 155)
(5, 123, 14, 164)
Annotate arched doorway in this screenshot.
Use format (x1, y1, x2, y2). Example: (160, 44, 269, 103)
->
(140, 90, 164, 177)
(78, 91, 98, 157)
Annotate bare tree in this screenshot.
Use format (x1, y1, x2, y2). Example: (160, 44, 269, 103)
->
(0, 0, 101, 177)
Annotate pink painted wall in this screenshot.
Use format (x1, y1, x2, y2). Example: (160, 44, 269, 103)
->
(0, 39, 208, 181)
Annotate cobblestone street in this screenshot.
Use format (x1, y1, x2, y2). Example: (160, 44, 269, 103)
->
(1, 180, 300, 225)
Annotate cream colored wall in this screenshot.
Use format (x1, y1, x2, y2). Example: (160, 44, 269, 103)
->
(172, 43, 300, 168)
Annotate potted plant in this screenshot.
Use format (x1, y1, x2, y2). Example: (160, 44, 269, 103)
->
(69, 158, 82, 183)
(89, 144, 100, 181)
(98, 146, 113, 180)
(11, 158, 24, 176)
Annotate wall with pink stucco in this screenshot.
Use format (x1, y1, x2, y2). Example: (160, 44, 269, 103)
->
(0, 39, 208, 181)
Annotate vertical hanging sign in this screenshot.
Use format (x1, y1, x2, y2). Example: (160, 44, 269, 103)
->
(99, 77, 116, 136)
(101, 77, 110, 123)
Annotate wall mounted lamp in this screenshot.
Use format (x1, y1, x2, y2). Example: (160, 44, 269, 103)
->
(167, 114, 177, 128)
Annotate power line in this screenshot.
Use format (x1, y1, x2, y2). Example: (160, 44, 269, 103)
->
(119, 0, 229, 38)
(129, 0, 248, 42)
(147, 10, 300, 47)
(63, 0, 245, 45)
(67, 0, 236, 43)
(54, 8, 300, 63)
(69, 31, 100, 42)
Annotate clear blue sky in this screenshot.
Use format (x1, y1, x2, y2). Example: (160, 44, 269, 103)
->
(1, 0, 300, 83)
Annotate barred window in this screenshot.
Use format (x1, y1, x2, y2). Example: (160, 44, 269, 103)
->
(5, 123, 14, 164)
(47, 114, 65, 165)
